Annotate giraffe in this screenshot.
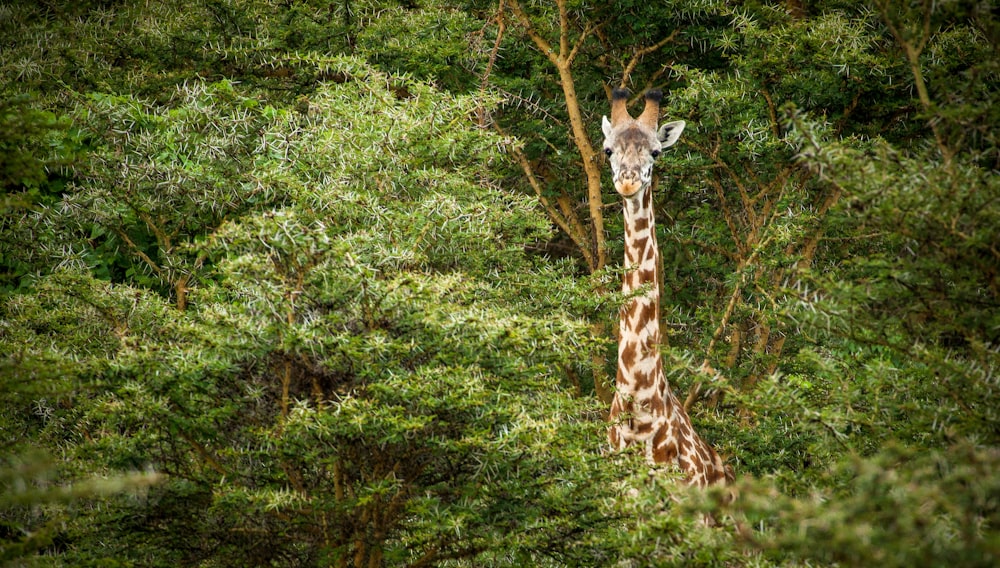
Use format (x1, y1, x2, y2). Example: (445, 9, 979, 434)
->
(603, 88, 733, 488)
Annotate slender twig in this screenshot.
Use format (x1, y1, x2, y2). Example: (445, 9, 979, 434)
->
(620, 30, 679, 87)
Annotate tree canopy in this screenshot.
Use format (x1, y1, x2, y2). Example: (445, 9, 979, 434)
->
(2, 1, 997, 566)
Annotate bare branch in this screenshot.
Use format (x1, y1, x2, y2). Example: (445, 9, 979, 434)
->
(620, 30, 679, 88)
(557, 0, 569, 58)
(507, 0, 559, 67)
(686, 137, 752, 215)
(707, 175, 743, 257)
(505, 0, 607, 270)
(566, 21, 595, 67)
(760, 87, 781, 139)
(499, 126, 596, 271)
(111, 226, 164, 279)
(480, 0, 507, 97)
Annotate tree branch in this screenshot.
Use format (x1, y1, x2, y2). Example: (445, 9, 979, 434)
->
(481, 0, 505, 89)
(875, 0, 952, 164)
(507, 0, 607, 270)
(686, 236, 773, 411)
(500, 126, 596, 271)
(707, 175, 743, 258)
(112, 226, 165, 278)
(760, 87, 781, 139)
(507, 0, 559, 67)
(687, 137, 753, 216)
(176, 429, 227, 477)
(567, 21, 595, 66)
(557, 0, 569, 58)
(620, 30, 679, 87)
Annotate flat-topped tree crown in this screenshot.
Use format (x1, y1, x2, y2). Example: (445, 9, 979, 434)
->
(601, 88, 685, 198)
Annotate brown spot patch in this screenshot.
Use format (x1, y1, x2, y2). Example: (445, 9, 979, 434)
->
(620, 341, 638, 370)
(677, 419, 692, 438)
(626, 271, 642, 290)
(623, 301, 641, 325)
(633, 369, 652, 389)
(636, 301, 656, 330)
(643, 243, 657, 262)
(626, 245, 640, 265)
(677, 437, 691, 457)
(678, 455, 691, 472)
(652, 431, 677, 463)
(641, 185, 654, 210)
(696, 445, 712, 465)
(629, 236, 649, 256)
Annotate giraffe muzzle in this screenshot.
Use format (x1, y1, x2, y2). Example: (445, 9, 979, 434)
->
(616, 178, 643, 197)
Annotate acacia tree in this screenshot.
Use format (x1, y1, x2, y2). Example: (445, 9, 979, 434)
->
(467, 2, 1000, 562)
(701, 2, 999, 564)
(2, 1, 998, 566)
(0, 57, 666, 566)
(476, 0, 991, 405)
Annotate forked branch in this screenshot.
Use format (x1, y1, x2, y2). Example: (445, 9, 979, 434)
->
(620, 30, 679, 88)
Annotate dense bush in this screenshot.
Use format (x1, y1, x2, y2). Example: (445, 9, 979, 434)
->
(1, 0, 996, 566)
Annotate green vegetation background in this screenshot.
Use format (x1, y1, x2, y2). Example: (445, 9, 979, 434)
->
(1, 0, 997, 566)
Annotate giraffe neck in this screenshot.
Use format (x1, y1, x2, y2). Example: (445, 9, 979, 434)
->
(610, 186, 665, 456)
(622, 188, 659, 308)
(609, 186, 732, 487)
(619, 187, 661, 379)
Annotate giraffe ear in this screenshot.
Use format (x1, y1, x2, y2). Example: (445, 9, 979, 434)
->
(657, 120, 685, 148)
(602, 116, 613, 139)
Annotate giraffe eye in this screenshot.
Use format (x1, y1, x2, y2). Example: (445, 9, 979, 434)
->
(604, 148, 613, 157)
(651, 150, 661, 158)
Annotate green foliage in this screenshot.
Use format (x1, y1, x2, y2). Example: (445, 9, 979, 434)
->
(1, 0, 998, 566)
(0, 96, 77, 195)
(1, 57, 635, 566)
(697, 4, 999, 565)
(735, 442, 1000, 567)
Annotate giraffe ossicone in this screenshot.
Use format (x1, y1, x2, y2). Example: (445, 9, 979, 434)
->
(603, 87, 733, 488)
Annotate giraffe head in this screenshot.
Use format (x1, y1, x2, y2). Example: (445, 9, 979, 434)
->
(602, 88, 685, 198)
